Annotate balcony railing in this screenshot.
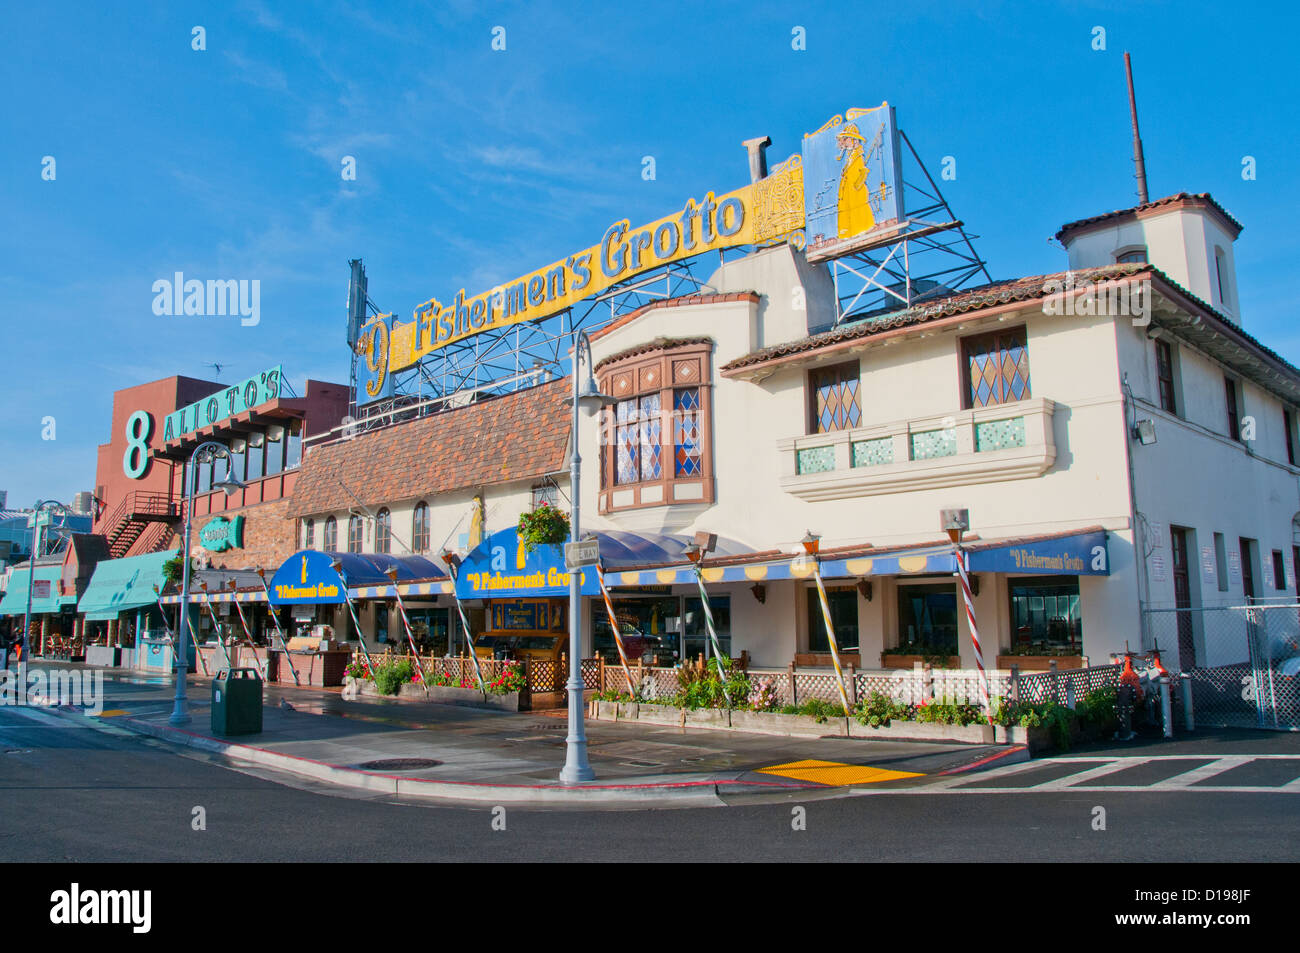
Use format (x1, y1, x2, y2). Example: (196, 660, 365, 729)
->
(779, 398, 1056, 501)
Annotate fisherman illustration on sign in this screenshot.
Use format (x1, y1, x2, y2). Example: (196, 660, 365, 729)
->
(835, 123, 875, 239)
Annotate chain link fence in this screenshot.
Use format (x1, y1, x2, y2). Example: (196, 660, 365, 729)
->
(1144, 603, 1300, 731)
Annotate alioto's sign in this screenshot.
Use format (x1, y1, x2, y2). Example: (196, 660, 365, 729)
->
(359, 104, 904, 403)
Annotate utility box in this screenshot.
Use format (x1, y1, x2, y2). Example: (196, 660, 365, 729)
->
(211, 668, 263, 735)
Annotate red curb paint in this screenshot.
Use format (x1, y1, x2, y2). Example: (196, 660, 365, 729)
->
(936, 745, 1029, 775)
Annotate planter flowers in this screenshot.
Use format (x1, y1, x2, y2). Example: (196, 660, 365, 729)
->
(517, 502, 571, 553)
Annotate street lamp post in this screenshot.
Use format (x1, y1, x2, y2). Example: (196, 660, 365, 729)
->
(19, 500, 71, 704)
(169, 441, 245, 726)
(559, 330, 615, 785)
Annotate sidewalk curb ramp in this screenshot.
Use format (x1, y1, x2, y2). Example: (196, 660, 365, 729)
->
(48, 705, 824, 806)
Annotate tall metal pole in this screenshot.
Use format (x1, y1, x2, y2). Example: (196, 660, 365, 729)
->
(560, 332, 595, 784)
(1124, 51, 1149, 205)
(169, 453, 198, 725)
(19, 501, 63, 705)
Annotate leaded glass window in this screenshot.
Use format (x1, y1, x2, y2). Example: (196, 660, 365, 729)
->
(964, 327, 1030, 408)
(809, 362, 861, 433)
(616, 396, 662, 485)
(674, 388, 701, 476)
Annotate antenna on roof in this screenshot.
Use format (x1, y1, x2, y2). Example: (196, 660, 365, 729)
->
(1124, 52, 1150, 205)
(204, 362, 225, 380)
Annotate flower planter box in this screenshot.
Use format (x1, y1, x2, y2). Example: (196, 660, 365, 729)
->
(594, 700, 640, 720)
(634, 703, 691, 727)
(353, 678, 521, 711)
(880, 654, 961, 670)
(683, 708, 732, 729)
(84, 645, 121, 668)
(729, 710, 849, 737)
(997, 654, 1085, 672)
(849, 719, 995, 743)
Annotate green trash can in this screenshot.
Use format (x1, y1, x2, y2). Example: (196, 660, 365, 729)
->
(211, 668, 263, 735)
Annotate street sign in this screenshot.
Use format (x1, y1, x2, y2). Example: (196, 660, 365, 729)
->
(32, 580, 51, 599)
(564, 538, 600, 570)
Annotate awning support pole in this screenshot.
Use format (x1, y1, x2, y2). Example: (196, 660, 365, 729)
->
(255, 571, 301, 687)
(691, 565, 733, 708)
(335, 573, 376, 676)
(228, 593, 265, 678)
(444, 565, 486, 691)
(386, 578, 431, 696)
(954, 546, 992, 721)
(153, 586, 209, 677)
(595, 562, 638, 697)
(199, 592, 235, 674)
(811, 563, 854, 715)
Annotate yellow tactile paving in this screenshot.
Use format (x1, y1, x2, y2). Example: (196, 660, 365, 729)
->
(756, 759, 924, 786)
(96, 710, 129, 717)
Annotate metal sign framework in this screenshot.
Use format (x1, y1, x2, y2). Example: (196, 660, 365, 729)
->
(346, 128, 987, 429)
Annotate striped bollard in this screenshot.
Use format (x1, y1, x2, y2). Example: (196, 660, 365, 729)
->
(954, 548, 991, 721)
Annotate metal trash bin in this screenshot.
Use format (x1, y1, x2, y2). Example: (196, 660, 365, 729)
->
(211, 668, 263, 735)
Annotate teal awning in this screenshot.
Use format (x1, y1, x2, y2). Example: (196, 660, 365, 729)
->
(0, 565, 73, 615)
(78, 549, 178, 621)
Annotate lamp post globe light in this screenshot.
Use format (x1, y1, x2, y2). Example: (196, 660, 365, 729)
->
(560, 330, 616, 785)
(169, 441, 246, 726)
(19, 500, 72, 705)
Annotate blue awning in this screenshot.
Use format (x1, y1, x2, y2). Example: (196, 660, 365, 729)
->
(453, 528, 752, 599)
(78, 549, 179, 620)
(268, 551, 446, 605)
(0, 565, 74, 615)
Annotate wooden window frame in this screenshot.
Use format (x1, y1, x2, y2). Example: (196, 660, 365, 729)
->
(807, 360, 862, 435)
(375, 507, 392, 555)
(1225, 376, 1241, 442)
(961, 325, 1031, 409)
(411, 501, 430, 553)
(597, 341, 715, 514)
(1155, 339, 1177, 415)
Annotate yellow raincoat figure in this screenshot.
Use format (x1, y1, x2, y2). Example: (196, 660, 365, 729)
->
(835, 123, 875, 239)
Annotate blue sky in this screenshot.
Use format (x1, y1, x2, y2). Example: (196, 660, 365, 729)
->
(2, 1, 1297, 507)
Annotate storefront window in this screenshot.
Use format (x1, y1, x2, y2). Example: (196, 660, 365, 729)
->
(897, 583, 958, 655)
(683, 595, 730, 660)
(195, 459, 212, 493)
(374, 605, 390, 643)
(591, 595, 681, 664)
(407, 608, 449, 655)
(1008, 576, 1081, 654)
(807, 586, 859, 652)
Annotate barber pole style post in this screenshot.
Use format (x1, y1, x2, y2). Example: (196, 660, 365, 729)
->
(226, 582, 264, 677)
(383, 568, 430, 695)
(595, 561, 638, 696)
(153, 584, 209, 677)
(329, 562, 376, 675)
(941, 508, 990, 722)
(800, 532, 853, 714)
(255, 568, 300, 686)
(691, 566, 733, 708)
(198, 584, 235, 673)
(442, 558, 486, 691)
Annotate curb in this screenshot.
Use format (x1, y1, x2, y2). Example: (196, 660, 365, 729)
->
(936, 744, 1031, 775)
(46, 705, 822, 806)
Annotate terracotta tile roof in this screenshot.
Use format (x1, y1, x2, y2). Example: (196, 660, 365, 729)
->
(720, 264, 1148, 372)
(1054, 192, 1243, 243)
(285, 380, 569, 518)
(587, 292, 759, 343)
(595, 336, 714, 372)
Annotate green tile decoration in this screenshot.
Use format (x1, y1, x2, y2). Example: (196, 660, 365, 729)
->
(797, 444, 836, 475)
(975, 417, 1026, 452)
(910, 428, 957, 460)
(851, 436, 894, 467)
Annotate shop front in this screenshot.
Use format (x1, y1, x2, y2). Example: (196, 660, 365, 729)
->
(0, 561, 80, 659)
(266, 550, 447, 685)
(77, 548, 179, 669)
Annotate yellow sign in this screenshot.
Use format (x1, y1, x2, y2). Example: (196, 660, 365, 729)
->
(361, 156, 804, 387)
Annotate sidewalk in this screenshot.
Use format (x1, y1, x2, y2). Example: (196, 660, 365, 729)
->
(34, 664, 1023, 806)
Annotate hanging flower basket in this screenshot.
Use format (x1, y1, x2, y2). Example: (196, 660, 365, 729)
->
(517, 503, 570, 553)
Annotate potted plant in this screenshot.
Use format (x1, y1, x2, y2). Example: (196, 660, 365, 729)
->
(517, 502, 570, 553)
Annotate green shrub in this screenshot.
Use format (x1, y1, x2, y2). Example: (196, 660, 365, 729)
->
(854, 691, 913, 728)
(914, 699, 985, 726)
(1076, 687, 1118, 736)
(372, 658, 415, 695)
(994, 699, 1077, 749)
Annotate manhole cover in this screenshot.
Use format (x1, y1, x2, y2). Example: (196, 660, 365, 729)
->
(358, 758, 443, 771)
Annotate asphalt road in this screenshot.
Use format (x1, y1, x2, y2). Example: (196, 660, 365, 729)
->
(3, 704, 1297, 863)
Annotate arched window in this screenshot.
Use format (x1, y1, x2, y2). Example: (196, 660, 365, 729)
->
(348, 514, 364, 554)
(323, 516, 337, 551)
(412, 501, 430, 552)
(375, 508, 392, 554)
(303, 518, 315, 549)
